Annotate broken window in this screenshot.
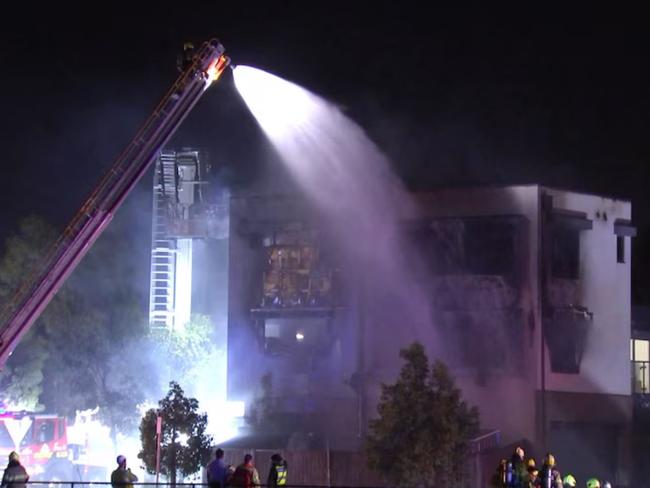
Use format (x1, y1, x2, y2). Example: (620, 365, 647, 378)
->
(551, 228, 580, 279)
(410, 220, 464, 275)
(544, 306, 592, 374)
(410, 217, 519, 277)
(464, 220, 516, 276)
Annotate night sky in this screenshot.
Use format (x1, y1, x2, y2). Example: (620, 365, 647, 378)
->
(1, 4, 649, 300)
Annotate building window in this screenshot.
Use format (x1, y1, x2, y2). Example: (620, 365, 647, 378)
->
(552, 228, 580, 279)
(464, 219, 516, 276)
(632, 339, 650, 394)
(617, 236, 625, 263)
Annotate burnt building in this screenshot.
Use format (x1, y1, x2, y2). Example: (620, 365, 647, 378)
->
(151, 175, 634, 482)
(225, 184, 634, 481)
(410, 186, 633, 485)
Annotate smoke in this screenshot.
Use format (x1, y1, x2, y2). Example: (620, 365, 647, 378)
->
(233, 66, 440, 383)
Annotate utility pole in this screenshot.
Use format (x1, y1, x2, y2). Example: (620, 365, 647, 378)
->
(155, 414, 163, 484)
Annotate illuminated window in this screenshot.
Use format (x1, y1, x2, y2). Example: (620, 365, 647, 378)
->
(632, 339, 650, 394)
(635, 340, 649, 361)
(634, 362, 650, 394)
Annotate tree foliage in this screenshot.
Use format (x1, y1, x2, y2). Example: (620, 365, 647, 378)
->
(148, 314, 224, 397)
(0, 214, 153, 441)
(0, 216, 60, 410)
(138, 381, 212, 484)
(366, 342, 480, 488)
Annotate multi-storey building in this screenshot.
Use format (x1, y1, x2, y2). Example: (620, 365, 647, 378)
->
(151, 170, 635, 483)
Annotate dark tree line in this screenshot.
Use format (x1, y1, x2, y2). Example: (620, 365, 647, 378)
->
(0, 214, 153, 443)
(0, 213, 224, 446)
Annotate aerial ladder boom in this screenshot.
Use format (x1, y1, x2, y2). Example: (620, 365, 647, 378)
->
(0, 39, 230, 367)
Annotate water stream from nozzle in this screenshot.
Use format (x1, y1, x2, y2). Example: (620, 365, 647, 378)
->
(233, 66, 440, 379)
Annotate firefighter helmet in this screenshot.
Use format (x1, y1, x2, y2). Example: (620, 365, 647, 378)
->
(117, 455, 127, 465)
(8, 451, 19, 462)
(527, 458, 536, 468)
(563, 474, 577, 487)
(586, 479, 600, 488)
(601, 482, 611, 488)
(544, 453, 556, 467)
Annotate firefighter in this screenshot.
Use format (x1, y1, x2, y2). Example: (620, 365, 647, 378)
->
(523, 463, 540, 488)
(111, 455, 138, 488)
(510, 446, 527, 487)
(230, 454, 260, 488)
(539, 453, 563, 488)
(267, 453, 288, 488)
(177, 42, 196, 72)
(1, 452, 29, 488)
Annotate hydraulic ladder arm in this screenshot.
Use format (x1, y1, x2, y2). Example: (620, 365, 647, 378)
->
(0, 39, 230, 367)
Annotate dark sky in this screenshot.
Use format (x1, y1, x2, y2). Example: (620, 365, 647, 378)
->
(1, 4, 649, 299)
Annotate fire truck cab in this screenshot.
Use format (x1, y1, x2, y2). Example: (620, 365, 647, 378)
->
(0, 406, 106, 482)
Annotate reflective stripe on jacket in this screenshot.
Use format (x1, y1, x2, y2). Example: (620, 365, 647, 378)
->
(275, 465, 287, 486)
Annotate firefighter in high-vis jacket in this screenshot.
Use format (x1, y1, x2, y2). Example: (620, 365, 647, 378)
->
(267, 453, 288, 488)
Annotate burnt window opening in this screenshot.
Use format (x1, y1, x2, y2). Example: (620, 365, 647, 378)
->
(410, 217, 519, 277)
(548, 337, 581, 374)
(552, 228, 580, 279)
(464, 220, 516, 276)
(617, 236, 625, 264)
(544, 306, 592, 374)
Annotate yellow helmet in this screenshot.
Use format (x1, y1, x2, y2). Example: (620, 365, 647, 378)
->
(544, 453, 556, 467)
(527, 458, 536, 468)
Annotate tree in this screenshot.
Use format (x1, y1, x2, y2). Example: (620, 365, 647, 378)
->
(0, 213, 154, 443)
(366, 342, 479, 488)
(139, 381, 212, 484)
(148, 314, 224, 397)
(0, 216, 60, 410)
(0, 333, 47, 410)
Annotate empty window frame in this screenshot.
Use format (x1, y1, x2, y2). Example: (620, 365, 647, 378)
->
(617, 236, 625, 264)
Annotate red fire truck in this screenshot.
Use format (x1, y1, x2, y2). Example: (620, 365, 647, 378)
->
(0, 406, 106, 482)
